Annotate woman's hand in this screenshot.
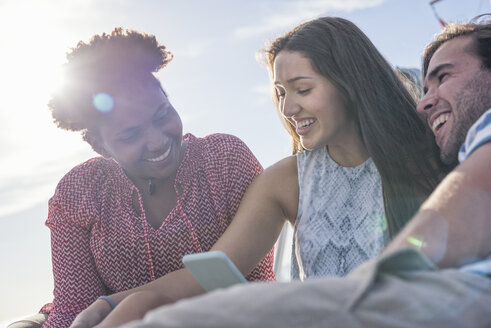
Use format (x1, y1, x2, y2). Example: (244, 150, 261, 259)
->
(69, 299, 113, 328)
(94, 290, 175, 327)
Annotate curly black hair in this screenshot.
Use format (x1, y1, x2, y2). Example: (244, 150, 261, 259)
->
(49, 27, 173, 132)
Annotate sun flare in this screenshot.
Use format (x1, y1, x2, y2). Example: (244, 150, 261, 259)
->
(0, 1, 74, 147)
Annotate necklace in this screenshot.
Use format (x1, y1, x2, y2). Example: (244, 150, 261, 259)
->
(148, 178, 156, 195)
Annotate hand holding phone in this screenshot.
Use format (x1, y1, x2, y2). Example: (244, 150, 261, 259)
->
(182, 251, 247, 292)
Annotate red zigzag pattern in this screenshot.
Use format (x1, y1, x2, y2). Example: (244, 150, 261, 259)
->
(41, 133, 275, 328)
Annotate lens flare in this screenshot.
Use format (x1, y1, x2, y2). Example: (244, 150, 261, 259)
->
(93, 93, 114, 113)
(407, 236, 427, 249)
(380, 215, 388, 232)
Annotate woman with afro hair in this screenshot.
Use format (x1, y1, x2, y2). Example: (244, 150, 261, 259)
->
(8, 28, 275, 328)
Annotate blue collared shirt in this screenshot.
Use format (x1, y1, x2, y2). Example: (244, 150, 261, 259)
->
(458, 108, 491, 276)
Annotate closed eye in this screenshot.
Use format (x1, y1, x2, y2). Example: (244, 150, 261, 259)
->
(298, 88, 311, 95)
(438, 73, 449, 83)
(120, 133, 139, 143)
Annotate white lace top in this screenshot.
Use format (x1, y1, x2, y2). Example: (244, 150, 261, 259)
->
(292, 146, 387, 280)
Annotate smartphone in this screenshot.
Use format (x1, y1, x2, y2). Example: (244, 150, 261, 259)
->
(182, 250, 247, 292)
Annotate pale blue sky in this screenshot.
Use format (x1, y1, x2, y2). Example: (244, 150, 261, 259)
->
(1, 0, 490, 324)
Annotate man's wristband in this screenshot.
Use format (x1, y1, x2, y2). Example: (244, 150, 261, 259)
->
(98, 295, 116, 310)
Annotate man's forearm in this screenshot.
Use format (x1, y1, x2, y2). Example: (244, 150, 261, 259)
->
(384, 144, 491, 267)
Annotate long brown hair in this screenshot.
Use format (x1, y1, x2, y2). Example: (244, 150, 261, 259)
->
(261, 17, 442, 237)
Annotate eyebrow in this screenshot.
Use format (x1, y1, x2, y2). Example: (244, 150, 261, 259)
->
(423, 63, 454, 93)
(427, 63, 454, 81)
(274, 76, 313, 85)
(152, 103, 167, 118)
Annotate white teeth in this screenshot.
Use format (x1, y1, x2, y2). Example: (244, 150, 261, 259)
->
(297, 119, 315, 128)
(146, 146, 171, 162)
(431, 113, 450, 134)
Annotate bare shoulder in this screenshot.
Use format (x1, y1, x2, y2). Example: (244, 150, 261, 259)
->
(251, 155, 299, 224)
(263, 155, 298, 184)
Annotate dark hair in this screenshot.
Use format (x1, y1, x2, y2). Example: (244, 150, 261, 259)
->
(396, 67, 424, 100)
(48, 28, 173, 136)
(423, 15, 491, 78)
(261, 17, 442, 237)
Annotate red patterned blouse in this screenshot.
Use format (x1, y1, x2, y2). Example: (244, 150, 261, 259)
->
(41, 133, 276, 328)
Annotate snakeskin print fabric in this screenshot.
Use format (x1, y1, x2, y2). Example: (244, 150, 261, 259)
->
(292, 146, 387, 280)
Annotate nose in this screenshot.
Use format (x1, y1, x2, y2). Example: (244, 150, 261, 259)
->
(145, 126, 166, 152)
(280, 93, 300, 119)
(416, 91, 437, 115)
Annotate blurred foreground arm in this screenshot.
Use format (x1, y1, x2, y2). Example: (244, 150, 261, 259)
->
(384, 142, 491, 267)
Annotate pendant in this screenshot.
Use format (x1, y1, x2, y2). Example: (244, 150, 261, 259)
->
(149, 179, 156, 195)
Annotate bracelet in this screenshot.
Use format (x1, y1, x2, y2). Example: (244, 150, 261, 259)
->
(98, 295, 116, 310)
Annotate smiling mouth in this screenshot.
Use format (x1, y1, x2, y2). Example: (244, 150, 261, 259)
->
(431, 113, 450, 134)
(297, 118, 316, 129)
(146, 146, 171, 162)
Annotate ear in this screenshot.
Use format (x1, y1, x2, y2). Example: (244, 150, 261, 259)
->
(83, 130, 113, 159)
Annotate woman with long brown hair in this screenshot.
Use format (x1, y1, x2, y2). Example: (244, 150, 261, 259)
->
(72, 17, 444, 327)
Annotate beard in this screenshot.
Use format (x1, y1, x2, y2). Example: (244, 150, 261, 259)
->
(440, 70, 491, 165)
